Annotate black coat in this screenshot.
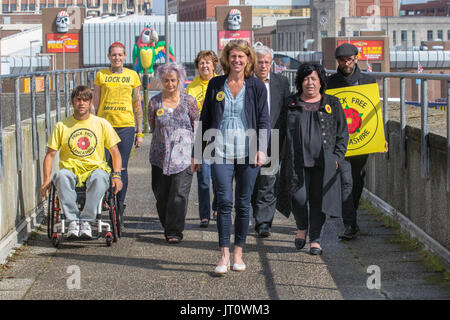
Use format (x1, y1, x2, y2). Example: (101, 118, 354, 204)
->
(276, 93, 349, 218)
(199, 74, 270, 155)
(327, 64, 376, 89)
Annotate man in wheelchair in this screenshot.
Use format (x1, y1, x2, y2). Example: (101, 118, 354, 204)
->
(40, 85, 123, 239)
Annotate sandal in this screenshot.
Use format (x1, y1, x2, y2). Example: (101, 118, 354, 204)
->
(166, 237, 181, 244)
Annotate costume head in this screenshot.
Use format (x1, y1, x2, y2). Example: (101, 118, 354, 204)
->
(56, 11, 70, 33)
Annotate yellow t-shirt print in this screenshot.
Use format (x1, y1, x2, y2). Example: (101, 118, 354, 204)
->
(47, 115, 121, 185)
(95, 68, 142, 127)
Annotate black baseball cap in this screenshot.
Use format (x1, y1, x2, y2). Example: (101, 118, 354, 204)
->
(335, 43, 359, 58)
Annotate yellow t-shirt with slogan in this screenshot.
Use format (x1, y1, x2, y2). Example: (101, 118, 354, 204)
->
(94, 68, 142, 127)
(47, 115, 121, 185)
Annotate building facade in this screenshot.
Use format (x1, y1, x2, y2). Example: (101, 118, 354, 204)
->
(178, 0, 228, 21)
(350, 0, 398, 17)
(0, 0, 153, 16)
(400, 0, 450, 17)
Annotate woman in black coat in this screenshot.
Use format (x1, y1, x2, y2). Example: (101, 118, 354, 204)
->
(276, 63, 349, 255)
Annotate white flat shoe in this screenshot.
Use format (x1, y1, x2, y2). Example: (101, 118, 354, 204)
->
(214, 261, 230, 275)
(232, 263, 246, 272)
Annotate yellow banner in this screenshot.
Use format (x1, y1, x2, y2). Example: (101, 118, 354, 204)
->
(325, 83, 386, 157)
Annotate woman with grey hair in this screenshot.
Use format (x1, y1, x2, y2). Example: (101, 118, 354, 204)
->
(148, 62, 199, 243)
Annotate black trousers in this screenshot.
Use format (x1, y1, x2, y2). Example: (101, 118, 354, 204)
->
(341, 154, 369, 228)
(291, 166, 325, 244)
(251, 166, 278, 231)
(151, 165, 193, 240)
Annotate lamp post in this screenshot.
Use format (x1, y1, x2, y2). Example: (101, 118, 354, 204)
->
(165, 0, 169, 64)
(62, 38, 70, 71)
(29, 40, 40, 73)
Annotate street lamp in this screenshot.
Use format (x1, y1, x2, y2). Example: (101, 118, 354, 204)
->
(62, 38, 70, 71)
(165, 0, 169, 64)
(29, 40, 40, 73)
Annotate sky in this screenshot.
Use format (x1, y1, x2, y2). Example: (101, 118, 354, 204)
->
(152, 0, 429, 15)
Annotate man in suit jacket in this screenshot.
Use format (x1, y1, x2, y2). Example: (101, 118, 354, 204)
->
(251, 45, 291, 237)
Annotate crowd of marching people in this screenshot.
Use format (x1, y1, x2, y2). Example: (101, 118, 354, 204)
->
(42, 40, 384, 275)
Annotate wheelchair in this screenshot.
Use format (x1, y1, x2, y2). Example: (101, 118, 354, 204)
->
(47, 176, 122, 247)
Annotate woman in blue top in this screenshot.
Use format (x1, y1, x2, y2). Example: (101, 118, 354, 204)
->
(196, 40, 270, 275)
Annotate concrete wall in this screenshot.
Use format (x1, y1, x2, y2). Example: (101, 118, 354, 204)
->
(365, 120, 449, 252)
(0, 107, 59, 263)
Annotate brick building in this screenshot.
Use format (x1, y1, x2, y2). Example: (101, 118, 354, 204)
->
(0, 0, 153, 16)
(178, 0, 228, 21)
(350, 0, 398, 17)
(400, 0, 450, 16)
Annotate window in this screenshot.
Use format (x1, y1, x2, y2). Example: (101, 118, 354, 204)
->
(321, 31, 328, 38)
(393, 30, 396, 46)
(21, 4, 28, 11)
(2, 4, 8, 12)
(437, 30, 443, 40)
(427, 30, 433, 41)
(353, 31, 360, 37)
(412, 30, 416, 46)
(448, 30, 450, 40)
(401, 30, 407, 49)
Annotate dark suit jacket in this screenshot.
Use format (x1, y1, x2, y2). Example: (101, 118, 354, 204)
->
(266, 72, 291, 158)
(267, 72, 291, 130)
(200, 74, 270, 155)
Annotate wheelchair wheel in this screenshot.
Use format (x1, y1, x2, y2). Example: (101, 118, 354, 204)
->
(105, 232, 113, 246)
(47, 184, 58, 239)
(51, 233, 61, 248)
(108, 191, 119, 243)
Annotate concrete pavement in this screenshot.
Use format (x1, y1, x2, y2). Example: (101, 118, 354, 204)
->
(0, 135, 449, 302)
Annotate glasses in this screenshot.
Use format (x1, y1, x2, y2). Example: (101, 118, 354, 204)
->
(338, 56, 357, 63)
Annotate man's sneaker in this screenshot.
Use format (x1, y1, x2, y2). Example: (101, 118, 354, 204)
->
(338, 225, 360, 240)
(67, 221, 80, 239)
(80, 221, 92, 239)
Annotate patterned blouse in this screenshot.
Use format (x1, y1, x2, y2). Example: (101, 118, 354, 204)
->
(148, 92, 199, 175)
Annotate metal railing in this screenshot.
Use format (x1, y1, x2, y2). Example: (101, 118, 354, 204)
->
(282, 69, 450, 192)
(0, 67, 103, 181)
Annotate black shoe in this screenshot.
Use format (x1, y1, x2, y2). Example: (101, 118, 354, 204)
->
(257, 224, 271, 238)
(338, 225, 360, 240)
(309, 247, 323, 255)
(200, 219, 209, 228)
(294, 238, 306, 250)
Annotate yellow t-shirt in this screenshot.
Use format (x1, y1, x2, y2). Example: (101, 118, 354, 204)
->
(185, 74, 217, 114)
(94, 68, 142, 127)
(47, 115, 121, 185)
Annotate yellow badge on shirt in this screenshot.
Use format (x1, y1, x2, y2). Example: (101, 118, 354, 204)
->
(216, 91, 225, 102)
(325, 104, 332, 114)
(156, 108, 164, 117)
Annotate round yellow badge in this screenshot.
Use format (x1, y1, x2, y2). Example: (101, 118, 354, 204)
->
(216, 91, 225, 102)
(156, 108, 164, 117)
(325, 104, 332, 114)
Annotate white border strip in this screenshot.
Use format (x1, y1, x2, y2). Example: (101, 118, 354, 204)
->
(362, 189, 450, 270)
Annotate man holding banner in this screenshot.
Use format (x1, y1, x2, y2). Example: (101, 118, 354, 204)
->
(327, 43, 378, 240)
